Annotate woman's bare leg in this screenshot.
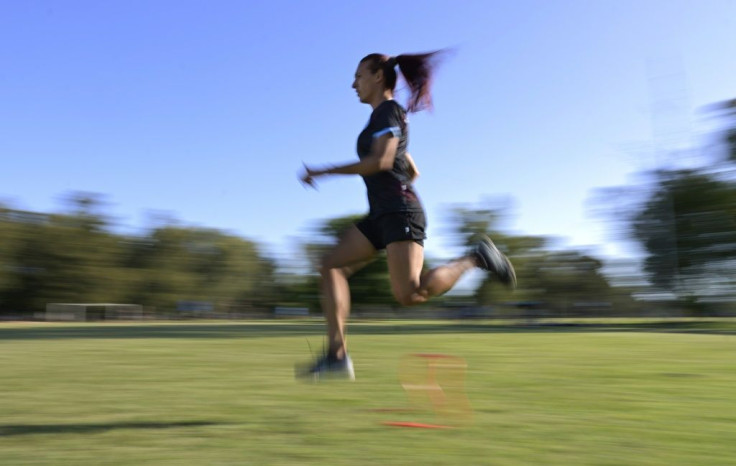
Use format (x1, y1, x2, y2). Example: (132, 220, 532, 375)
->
(319, 226, 375, 359)
(386, 240, 476, 306)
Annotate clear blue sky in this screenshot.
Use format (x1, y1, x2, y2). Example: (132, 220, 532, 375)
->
(2, 0, 735, 265)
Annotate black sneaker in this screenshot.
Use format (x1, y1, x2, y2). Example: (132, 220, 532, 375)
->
(472, 235, 517, 288)
(295, 353, 355, 382)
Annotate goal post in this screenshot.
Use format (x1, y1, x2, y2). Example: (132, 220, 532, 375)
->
(45, 303, 143, 321)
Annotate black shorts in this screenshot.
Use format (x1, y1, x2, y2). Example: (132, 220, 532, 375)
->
(356, 211, 427, 250)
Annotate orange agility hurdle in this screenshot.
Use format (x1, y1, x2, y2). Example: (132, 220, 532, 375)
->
(382, 353, 472, 429)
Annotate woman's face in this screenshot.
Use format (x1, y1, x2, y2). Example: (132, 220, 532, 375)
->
(352, 61, 381, 104)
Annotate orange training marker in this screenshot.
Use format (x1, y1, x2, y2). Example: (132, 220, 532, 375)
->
(382, 421, 451, 429)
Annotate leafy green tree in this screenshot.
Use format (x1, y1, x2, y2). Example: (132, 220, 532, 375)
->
(709, 98, 736, 163)
(0, 206, 30, 312)
(121, 226, 276, 314)
(0, 194, 126, 314)
(594, 100, 736, 312)
(631, 170, 736, 305)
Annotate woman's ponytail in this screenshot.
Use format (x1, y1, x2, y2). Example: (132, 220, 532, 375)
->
(394, 51, 444, 113)
(360, 49, 448, 113)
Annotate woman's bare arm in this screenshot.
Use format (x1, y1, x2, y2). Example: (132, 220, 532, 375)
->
(300, 134, 398, 187)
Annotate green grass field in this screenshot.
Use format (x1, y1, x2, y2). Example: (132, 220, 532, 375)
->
(1, 320, 735, 465)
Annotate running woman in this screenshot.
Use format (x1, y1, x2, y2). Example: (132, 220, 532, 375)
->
(298, 51, 515, 380)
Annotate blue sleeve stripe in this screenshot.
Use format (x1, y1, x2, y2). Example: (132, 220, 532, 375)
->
(373, 126, 401, 138)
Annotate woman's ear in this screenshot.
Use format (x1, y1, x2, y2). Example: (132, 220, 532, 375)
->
(374, 68, 384, 85)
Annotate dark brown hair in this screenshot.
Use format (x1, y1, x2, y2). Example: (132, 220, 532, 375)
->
(360, 50, 446, 113)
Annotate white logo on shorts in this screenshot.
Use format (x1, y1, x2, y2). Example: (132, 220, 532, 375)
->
(405, 226, 410, 234)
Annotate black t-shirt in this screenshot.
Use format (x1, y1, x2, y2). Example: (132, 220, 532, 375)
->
(356, 100, 423, 217)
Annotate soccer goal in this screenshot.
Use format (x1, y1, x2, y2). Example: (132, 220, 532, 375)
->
(45, 303, 143, 321)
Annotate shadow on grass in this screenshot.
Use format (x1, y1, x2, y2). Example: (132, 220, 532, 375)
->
(0, 320, 734, 341)
(0, 421, 222, 437)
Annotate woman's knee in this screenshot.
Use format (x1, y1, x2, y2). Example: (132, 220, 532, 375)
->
(319, 251, 338, 276)
(319, 263, 338, 279)
(319, 259, 350, 281)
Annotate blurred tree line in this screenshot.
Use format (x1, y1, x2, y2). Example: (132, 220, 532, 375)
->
(0, 194, 277, 317)
(2, 100, 735, 319)
(0, 192, 636, 318)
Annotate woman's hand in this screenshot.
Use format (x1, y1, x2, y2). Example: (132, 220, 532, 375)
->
(405, 152, 420, 182)
(300, 163, 324, 189)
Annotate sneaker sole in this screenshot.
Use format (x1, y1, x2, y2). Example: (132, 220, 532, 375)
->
(294, 362, 356, 382)
(475, 235, 517, 288)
